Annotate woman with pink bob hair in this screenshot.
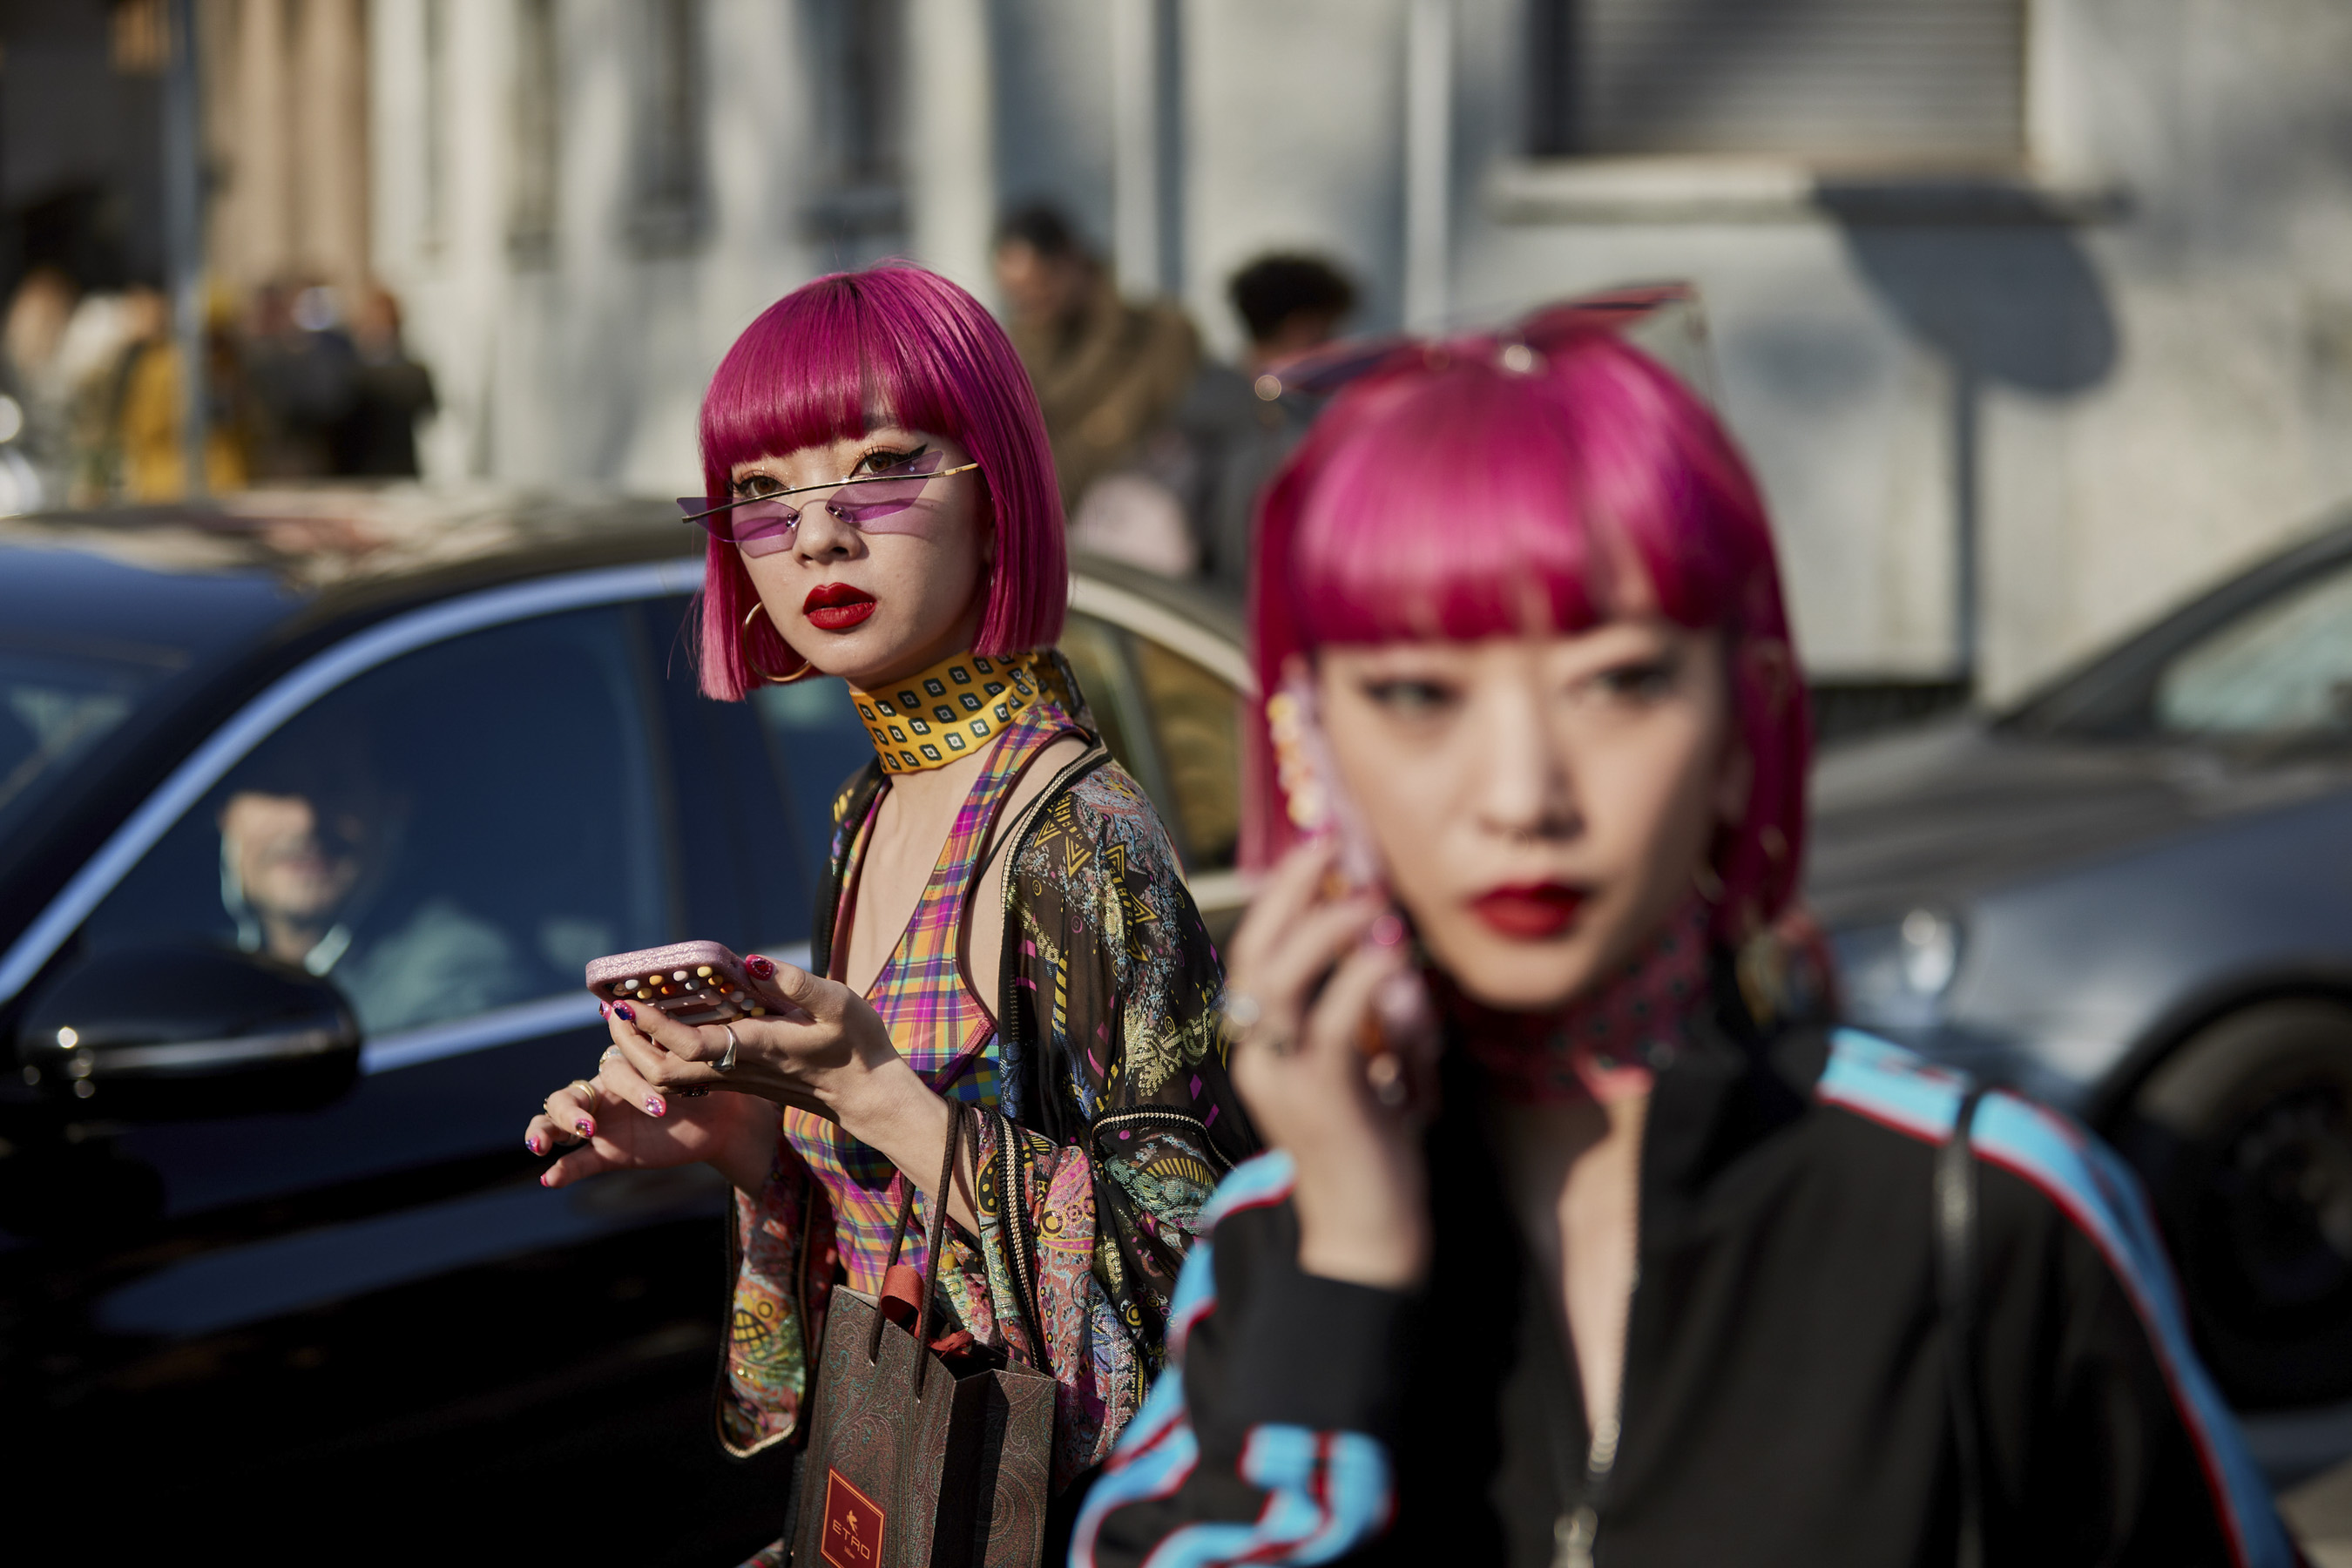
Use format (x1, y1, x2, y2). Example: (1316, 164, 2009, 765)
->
(524, 266, 1251, 1557)
(1078, 308, 2292, 1566)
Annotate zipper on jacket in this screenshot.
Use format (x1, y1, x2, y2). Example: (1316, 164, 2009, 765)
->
(1546, 1111, 1646, 1568)
(1554, 1408, 1619, 1568)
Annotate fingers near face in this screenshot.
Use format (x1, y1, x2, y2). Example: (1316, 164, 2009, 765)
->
(1228, 838, 1338, 976)
(1303, 943, 1409, 1071)
(1248, 893, 1382, 1023)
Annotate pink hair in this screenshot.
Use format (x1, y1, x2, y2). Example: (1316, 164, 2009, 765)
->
(694, 265, 1067, 700)
(1245, 318, 1813, 939)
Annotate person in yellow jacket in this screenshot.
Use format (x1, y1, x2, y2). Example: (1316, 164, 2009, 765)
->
(114, 285, 248, 500)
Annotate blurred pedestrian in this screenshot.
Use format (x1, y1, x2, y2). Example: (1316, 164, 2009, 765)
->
(330, 284, 436, 478)
(1171, 253, 1355, 592)
(3, 266, 82, 508)
(112, 285, 250, 500)
(241, 280, 361, 480)
(992, 203, 1200, 519)
(1077, 321, 2296, 1567)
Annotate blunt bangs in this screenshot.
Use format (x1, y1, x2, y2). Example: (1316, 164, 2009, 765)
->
(1286, 352, 1750, 650)
(694, 266, 1067, 700)
(1292, 367, 1605, 647)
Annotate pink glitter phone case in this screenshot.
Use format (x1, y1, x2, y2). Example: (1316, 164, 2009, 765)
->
(585, 941, 767, 1028)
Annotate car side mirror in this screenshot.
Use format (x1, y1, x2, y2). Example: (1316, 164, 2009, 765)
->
(15, 943, 361, 1119)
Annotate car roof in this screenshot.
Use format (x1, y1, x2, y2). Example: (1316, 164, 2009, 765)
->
(1, 493, 1245, 649)
(0, 487, 693, 642)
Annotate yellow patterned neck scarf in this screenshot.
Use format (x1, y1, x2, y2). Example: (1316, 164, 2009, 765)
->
(849, 649, 1056, 774)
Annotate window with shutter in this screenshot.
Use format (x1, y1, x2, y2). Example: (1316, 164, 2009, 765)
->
(1527, 0, 2025, 165)
(631, 0, 705, 250)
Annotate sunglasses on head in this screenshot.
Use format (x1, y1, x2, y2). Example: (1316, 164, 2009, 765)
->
(678, 447, 980, 556)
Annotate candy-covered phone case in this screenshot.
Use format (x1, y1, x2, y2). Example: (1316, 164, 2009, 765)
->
(585, 941, 767, 1027)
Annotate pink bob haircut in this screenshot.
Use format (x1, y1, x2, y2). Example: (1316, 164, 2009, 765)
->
(1246, 306, 1814, 940)
(694, 264, 1067, 701)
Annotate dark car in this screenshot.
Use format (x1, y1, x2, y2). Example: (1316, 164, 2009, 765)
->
(1810, 513, 2352, 1411)
(0, 493, 1249, 1563)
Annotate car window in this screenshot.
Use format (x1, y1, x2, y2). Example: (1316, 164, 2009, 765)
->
(2156, 559, 2352, 739)
(1128, 636, 1242, 869)
(0, 636, 174, 848)
(1058, 612, 1243, 873)
(1058, 615, 1149, 786)
(746, 676, 881, 890)
(81, 607, 669, 1037)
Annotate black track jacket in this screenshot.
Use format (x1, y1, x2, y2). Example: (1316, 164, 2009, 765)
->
(1070, 1002, 2297, 1567)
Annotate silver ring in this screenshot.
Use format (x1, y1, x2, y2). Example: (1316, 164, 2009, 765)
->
(716, 1024, 740, 1074)
(1219, 992, 1295, 1058)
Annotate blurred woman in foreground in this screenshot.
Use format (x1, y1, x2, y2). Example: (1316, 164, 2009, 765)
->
(1074, 318, 2294, 1565)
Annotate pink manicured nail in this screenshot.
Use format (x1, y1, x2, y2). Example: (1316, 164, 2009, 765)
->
(1369, 914, 1407, 949)
(540, 1171, 555, 1186)
(645, 1098, 666, 1117)
(746, 954, 776, 979)
(575, 1119, 594, 1137)
(599, 1001, 612, 1018)
(526, 1136, 542, 1155)
(613, 1002, 635, 1022)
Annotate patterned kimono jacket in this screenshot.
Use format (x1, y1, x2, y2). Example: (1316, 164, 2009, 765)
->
(719, 674, 1255, 1504)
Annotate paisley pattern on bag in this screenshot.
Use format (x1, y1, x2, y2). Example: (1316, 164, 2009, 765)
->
(716, 656, 1254, 1501)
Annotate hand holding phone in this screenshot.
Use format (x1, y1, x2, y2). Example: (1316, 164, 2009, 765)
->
(585, 940, 773, 1027)
(1264, 672, 1436, 1101)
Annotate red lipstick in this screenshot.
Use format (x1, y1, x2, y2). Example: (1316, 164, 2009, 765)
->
(802, 582, 876, 632)
(1469, 883, 1588, 940)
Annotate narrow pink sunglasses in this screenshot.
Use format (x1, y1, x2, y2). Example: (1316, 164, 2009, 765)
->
(678, 449, 979, 557)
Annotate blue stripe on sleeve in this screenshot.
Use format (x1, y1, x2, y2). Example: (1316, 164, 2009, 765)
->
(1070, 1151, 1305, 1567)
(1136, 1425, 1393, 1568)
(1818, 1028, 2293, 1568)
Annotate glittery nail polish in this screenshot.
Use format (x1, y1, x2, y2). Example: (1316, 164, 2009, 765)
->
(599, 1001, 612, 1019)
(575, 1119, 594, 1137)
(613, 1002, 635, 1022)
(746, 954, 776, 979)
(526, 1136, 542, 1155)
(645, 1098, 666, 1117)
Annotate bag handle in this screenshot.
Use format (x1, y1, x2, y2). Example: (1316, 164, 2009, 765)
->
(865, 1097, 969, 1399)
(1937, 1084, 1989, 1568)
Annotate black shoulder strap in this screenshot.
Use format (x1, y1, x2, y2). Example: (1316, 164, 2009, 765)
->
(1937, 1083, 1990, 1568)
(990, 741, 1114, 1135)
(809, 760, 886, 982)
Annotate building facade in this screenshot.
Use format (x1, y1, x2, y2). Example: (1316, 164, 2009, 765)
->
(372, 0, 2352, 701)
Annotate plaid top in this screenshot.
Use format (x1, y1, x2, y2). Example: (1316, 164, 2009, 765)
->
(779, 692, 1084, 1291)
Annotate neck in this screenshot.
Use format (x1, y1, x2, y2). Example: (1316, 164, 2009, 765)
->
(260, 912, 328, 965)
(1447, 896, 1713, 1106)
(848, 647, 1072, 779)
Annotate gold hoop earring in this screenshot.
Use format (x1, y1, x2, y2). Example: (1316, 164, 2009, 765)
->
(740, 603, 814, 685)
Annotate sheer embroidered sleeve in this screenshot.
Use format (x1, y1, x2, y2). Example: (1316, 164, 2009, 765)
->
(960, 760, 1257, 1488)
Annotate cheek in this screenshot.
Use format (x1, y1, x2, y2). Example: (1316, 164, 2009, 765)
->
(1582, 712, 1724, 870)
(1328, 728, 1464, 895)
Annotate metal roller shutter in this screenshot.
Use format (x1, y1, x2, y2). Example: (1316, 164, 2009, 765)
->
(1529, 0, 2024, 163)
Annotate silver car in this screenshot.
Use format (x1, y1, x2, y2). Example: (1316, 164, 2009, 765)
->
(1811, 515, 2352, 1409)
